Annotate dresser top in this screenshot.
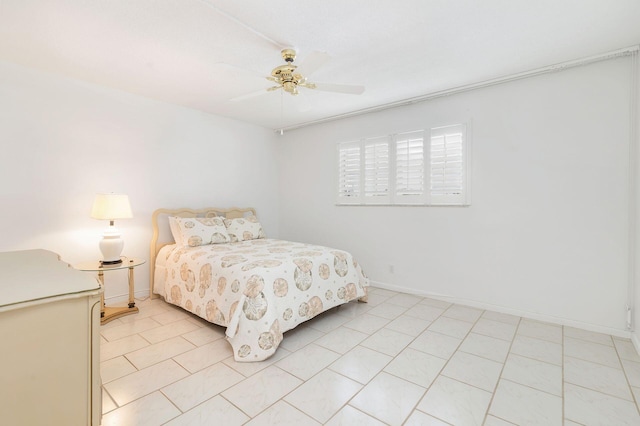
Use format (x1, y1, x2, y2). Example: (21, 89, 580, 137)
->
(0, 249, 101, 308)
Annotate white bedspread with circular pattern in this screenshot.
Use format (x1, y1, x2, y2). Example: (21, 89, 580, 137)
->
(157, 239, 369, 362)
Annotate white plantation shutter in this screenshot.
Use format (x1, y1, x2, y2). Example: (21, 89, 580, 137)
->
(336, 124, 469, 206)
(364, 137, 390, 203)
(430, 124, 467, 205)
(337, 141, 362, 204)
(395, 131, 425, 203)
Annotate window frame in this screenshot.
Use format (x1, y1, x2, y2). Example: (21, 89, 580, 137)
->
(336, 123, 470, 206)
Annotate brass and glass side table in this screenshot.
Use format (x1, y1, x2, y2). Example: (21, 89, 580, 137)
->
(75, 257, 145, 324)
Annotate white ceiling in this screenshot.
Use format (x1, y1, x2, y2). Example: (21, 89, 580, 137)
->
(1, 0, 640, 130)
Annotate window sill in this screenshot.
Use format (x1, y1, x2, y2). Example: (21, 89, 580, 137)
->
(335, 203, 471, 207)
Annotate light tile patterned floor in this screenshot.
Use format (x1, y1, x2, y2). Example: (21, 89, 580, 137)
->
(100, 287, 640, 425)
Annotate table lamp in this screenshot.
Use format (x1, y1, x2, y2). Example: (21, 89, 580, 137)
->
(91, 193, 133, 264)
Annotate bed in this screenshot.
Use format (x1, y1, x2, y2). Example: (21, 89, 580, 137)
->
(150, 207, 369, 362)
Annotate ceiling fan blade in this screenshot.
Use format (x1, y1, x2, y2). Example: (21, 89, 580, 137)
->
(213, 62, 265, 79)
(311, 82, 365, 95)
(230, 89, 270, 102)
(295, 51, 331, 77)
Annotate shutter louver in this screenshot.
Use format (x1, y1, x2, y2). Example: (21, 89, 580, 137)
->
(396, 131, 424, 197)
(364, 137, 390, 202)
(430, 124, 466, 204)
(337, 142, 361, 202)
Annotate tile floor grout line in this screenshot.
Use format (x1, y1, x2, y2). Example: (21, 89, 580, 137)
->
(563, 361, 638, 402)
(341, 343, 420, 423)
(103, 357, 193, 410)
(564, 380, 640, 405)
(562, 324, 567, 425)
(482, 314, 522, 425)
(296, 293, 443, 425)
(158, 388, 184, 424)
(612, 333, 640, 417)
(272, 328, 392, 423)
(407, 303, 489, 425)
(101, 386, 118, 410)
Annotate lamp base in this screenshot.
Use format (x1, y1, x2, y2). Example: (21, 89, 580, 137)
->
(99, 226, 125, 264)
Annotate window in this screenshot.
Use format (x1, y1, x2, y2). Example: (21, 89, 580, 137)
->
(430, 124, 466, 205)
(364, 136, 390, 203)
(337, 141, 360, 200)
(337, 124, 469, 206)
(396, 130, 425, 203)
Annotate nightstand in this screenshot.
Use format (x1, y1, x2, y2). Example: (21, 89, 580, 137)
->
(75, 257, 146, 324)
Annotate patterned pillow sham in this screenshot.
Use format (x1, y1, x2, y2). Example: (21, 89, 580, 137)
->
(169, 216, 231, 247)
(224, 216, 266, 242)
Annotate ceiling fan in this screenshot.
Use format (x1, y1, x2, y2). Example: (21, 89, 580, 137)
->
(231, 49, 365, 101)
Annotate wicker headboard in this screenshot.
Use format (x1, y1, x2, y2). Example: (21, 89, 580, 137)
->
(149, 207, 257, 298)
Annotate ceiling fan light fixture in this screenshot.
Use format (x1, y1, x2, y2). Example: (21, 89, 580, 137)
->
(283, 81, 297, 94)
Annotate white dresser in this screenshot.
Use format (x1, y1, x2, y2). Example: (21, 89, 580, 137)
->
(0, 249, 102, 425)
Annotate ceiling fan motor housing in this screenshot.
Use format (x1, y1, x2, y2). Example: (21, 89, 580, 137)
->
(281, 48, 296, 63)
(272, 58, 304, 94)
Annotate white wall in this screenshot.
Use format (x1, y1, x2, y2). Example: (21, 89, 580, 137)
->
(0, 60, 279, 301)
(277, 57, 633, 335)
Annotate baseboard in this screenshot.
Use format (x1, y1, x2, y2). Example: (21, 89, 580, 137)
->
(369, 280, 632, 339)
(109, 282, 636, 345)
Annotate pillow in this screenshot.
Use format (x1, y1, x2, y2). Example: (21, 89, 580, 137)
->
(224, 215, 266, 242)
(169, 216, 231, 247)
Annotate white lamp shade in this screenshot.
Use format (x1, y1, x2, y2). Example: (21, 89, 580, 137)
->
(91, 193, 133, 220)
